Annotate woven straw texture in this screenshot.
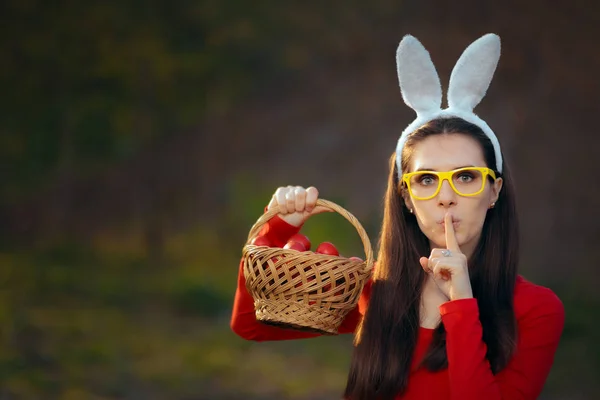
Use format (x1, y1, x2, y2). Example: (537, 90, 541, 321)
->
(242, 199, 374, 335)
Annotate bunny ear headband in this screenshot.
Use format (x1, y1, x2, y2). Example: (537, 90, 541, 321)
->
(395, 33, 503, 176)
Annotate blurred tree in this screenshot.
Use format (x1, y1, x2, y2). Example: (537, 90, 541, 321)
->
(0, 0, 403, 249)
(0, 0, 247, 201)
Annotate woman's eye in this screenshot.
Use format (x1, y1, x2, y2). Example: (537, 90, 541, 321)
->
(457, 173, 474, 183)
(418, 174, 436, 185)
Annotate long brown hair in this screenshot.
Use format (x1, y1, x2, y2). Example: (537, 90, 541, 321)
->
(344, 117, 519, 400)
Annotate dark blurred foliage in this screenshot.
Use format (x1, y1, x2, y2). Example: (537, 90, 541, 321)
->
(0, 0, 599, 399)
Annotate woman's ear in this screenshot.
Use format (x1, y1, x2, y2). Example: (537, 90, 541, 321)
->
(491, 177, 503, 203)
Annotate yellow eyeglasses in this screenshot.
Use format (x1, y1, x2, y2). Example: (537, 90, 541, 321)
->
(402, 167, 497, 200)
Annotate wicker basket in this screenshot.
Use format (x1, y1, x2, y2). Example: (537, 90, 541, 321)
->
(242, 199, 374, 335)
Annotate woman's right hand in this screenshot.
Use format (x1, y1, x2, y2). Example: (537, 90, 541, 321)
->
(266, 186, 332, 227)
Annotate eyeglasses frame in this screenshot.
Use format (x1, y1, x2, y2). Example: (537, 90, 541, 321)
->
(401, 167, 497, 200)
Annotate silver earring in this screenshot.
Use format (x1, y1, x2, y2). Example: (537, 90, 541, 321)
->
(409, 208, 414, 214)
(489, 202, 495, 209)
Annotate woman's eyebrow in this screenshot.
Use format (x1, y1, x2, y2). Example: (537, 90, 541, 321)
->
(414, 165, 476, 172)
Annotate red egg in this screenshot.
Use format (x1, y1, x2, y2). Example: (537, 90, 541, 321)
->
(315, 242, 339, 256)
(288, 233, 311, 251)
(283, 241, 306, 252)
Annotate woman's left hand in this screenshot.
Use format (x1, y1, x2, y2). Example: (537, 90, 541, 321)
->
(419, 212, 474, 301)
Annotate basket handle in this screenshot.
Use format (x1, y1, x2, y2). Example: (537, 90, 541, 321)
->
(246, 198, 374, 273)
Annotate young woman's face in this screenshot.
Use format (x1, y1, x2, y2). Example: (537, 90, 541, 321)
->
(403, 134, 503, 257)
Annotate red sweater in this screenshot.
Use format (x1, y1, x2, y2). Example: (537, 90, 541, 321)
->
(231, 215, 565, 400)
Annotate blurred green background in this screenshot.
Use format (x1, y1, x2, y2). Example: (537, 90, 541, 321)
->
(1, 1, 599, 399)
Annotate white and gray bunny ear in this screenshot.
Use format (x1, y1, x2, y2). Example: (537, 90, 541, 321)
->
(396, 35, 442, 117)
(447, 33, 501, 111)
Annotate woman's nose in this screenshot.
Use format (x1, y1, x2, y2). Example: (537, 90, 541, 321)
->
(437, 179, 457, 206)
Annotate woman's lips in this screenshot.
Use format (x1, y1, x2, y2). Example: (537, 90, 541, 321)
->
(438, 218, 460, 229)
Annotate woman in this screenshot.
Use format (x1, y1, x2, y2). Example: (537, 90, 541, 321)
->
(230, 34, 564, 399)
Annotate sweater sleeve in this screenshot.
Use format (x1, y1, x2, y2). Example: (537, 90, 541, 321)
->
(440, 288, 565, 400)
(230, 214, 368, 341)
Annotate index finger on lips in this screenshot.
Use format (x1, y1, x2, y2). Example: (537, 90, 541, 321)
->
(444, 212, 460, 252)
